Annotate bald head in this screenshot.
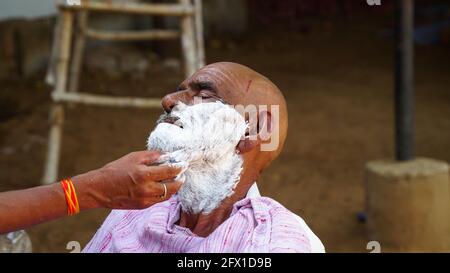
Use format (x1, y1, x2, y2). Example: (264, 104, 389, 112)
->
(161, 62, 288, 176)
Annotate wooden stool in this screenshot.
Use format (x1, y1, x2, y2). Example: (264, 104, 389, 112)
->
(42, 0, 205, 184)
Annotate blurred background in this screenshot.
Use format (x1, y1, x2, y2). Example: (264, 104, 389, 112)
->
(0, 0, 449, 252)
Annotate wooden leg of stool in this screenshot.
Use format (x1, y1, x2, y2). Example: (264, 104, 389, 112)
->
(42, 10, 74, 184)
(46, 13, 62, 86)
(194, 0, 205, 68)
(179, 0, 197, 77)
(69, 11, 88, 93)
(42, 105, 64, 184)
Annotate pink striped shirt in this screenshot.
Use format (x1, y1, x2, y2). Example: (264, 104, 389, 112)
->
(83, 189, 312, 253)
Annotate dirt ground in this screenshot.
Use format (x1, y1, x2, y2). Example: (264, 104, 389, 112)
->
(1, 18, 449, 253)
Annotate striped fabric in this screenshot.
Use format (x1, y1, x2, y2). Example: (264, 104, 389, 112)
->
(83, 188, 312, 253)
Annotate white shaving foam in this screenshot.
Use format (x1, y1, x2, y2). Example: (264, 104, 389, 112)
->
(147, 101, 247, 214)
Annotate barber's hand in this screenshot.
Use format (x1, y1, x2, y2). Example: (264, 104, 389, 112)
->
(73, 151, 183, 210)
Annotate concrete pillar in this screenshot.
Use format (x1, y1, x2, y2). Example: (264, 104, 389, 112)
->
(366, 157, 450, 252)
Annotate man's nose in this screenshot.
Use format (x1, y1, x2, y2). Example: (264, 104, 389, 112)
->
(161, 90, 191, 113)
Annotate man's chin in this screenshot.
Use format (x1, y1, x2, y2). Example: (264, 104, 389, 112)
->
(147, 129, 186, 154)
(177, 180, 233, 215)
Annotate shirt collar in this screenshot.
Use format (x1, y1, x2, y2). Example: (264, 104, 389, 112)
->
(246, 182, 261, 198)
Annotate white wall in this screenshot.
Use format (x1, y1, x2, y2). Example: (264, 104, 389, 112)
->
(0, 0, 56, 20)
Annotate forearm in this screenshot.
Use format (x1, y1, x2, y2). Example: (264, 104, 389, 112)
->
(0, 171, 102, 233)
(0, 151, 181, 233)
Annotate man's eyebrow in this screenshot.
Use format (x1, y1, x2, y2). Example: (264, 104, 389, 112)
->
(189, 80, 217, 93)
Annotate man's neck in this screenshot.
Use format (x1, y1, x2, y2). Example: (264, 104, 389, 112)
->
(178, 181, 253, 237)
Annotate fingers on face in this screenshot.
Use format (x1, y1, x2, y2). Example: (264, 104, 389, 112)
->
(162, 179, 183, 196)
(136, 179, 183, 200)
(138, 150, 162, 165)
(144, 164, 182, 181)
(154, 179, 183, 199)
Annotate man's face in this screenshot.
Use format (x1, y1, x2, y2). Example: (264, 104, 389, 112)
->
(159, 63, 261, 154)
(147, 62, 283, 214)
(148, 101, 246, 159)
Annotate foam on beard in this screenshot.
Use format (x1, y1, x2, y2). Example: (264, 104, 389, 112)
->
(147, 101, 247, 215)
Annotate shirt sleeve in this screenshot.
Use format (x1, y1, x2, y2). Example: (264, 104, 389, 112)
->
(268, 206, 312, 253)
(292, 214, 326, 253)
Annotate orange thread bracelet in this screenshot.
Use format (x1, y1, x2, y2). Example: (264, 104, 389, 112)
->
(60, 178, 79, 215)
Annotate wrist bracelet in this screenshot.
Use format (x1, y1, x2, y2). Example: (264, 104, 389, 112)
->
(60, 178, 80, 216)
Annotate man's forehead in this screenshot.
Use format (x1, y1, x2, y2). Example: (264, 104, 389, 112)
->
(183, 70, 224, 86)
(183, 66, 246, 92)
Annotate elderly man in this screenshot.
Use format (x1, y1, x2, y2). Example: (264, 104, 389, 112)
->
(83, 62, 324, 253)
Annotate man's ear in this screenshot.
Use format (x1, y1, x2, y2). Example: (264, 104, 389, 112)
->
(236, 110, 272, 154)
(236, 137, 260, 154)
(258, 110, 273, 139)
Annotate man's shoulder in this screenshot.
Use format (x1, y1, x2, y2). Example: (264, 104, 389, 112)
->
(248, 196, 308, 231)
(246, 196, 299, 220)
(246, 196, 325, 253)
